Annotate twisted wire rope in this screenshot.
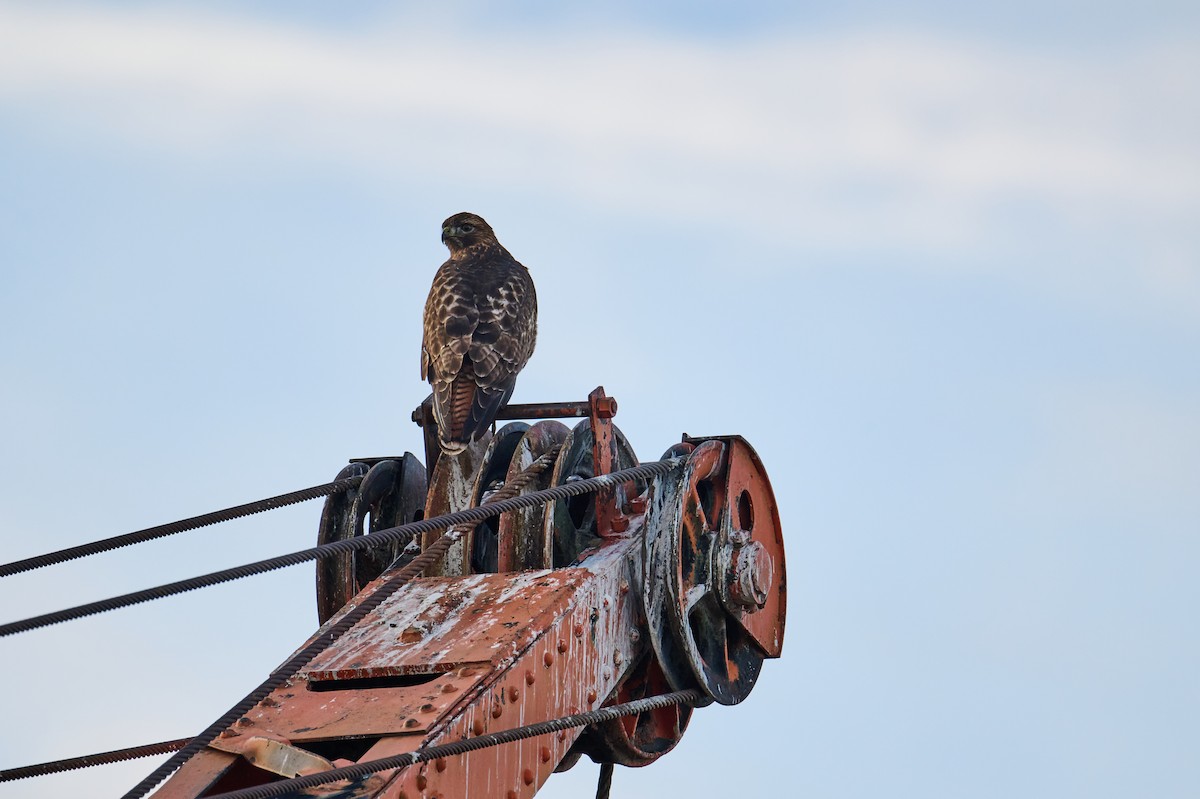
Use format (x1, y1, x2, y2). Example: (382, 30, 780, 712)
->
(0, 477, 365, 578)
(0, 457, 681, 638)
(123, 445, 666, 799)
(206, 691, 704, 799)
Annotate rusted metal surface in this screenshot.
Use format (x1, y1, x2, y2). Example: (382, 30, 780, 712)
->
(316, 455, 427, 623)
(572, 652, 693, 767)
(497, 421, 571, 572)
(208, 737, 335, 779)
(711, 436, 786, 659)
(464, 423, 530, 575)
(420, 434, 492, 577)
(643, 435, 786, 706)
(156, 540, 650, 798)
(588, 387, 622, 540)
(153, 404, 783, 798)
(413, 395, 443, 478)
(413, 395, 618, 426)
(315, 462, 370, 622)
(498, 398, 616, 420)
(411, 388, 617, 483)
(543, 420, 639, 567)
(362, 544, 647, 799)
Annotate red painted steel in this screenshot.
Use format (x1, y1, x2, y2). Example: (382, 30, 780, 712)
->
(156, 543, 648, 798)
(151, 394, 785, 798)
(588, 387, 622, 539)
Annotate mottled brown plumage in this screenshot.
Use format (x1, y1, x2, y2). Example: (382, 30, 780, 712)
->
(421, 212, 537, 452)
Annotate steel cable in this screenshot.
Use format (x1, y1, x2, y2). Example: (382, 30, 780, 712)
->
(205, 690, 705, 799)
(0, 454, 555, 786)
(0, 476, 365, 578)
(122, 538, 464, 799)
(120, 539, 446, 799)
(0, 738, 190, 782)
(596, 762, 615, 799)
(0, 457, 681, 638)
(120, 446, 619, 799)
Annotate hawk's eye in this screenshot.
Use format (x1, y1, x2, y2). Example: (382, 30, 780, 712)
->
(460, 223, 475, 233)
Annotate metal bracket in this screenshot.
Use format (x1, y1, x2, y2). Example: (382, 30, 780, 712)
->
(588, 386, 624, 538)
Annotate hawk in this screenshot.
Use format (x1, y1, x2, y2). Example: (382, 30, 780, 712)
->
(421, 212, 538, 453)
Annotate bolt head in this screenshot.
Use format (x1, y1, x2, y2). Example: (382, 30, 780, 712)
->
(728, 541, 772, 609)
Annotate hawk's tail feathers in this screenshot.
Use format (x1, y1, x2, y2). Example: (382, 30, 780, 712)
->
(434, 372, 515, 453)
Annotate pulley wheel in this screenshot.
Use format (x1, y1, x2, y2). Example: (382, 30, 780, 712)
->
(643, 436, 785, 705)
(496, 420, 571, 572)
(543, 419, 639, 567)
(571, 652, 696, 767)
(315, 453, 427, 623)
(463, 422, 530, 575)
(420, 431, 493, 577)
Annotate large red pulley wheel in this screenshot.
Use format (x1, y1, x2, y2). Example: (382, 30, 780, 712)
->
(643, 436, 786, 705)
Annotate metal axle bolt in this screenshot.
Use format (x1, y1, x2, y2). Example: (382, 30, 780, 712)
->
(728, 540, 772, 610)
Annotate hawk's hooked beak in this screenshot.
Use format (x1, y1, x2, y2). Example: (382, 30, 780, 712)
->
(441, 226, 457, 243)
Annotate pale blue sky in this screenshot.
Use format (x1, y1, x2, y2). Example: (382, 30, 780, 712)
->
(0, 2, 1197, 797)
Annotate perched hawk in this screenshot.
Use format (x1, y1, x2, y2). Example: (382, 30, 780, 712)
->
(421, 212, 538, 453)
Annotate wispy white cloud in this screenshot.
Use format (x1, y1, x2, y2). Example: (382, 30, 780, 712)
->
(0, 4, 1196, 299)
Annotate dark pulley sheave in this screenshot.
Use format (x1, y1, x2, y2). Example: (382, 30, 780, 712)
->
(421, 212, 538, 453)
